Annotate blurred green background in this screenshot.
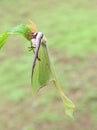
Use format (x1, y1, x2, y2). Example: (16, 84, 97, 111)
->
(0, 0, 97, 130)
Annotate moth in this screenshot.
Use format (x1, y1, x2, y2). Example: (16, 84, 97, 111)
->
(29, 32, 53, 93)
(29, 32, 43, 77)
(0, 23, 75, 117)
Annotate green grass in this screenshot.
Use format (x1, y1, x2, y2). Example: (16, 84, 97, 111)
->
(0, 0, 97, 130)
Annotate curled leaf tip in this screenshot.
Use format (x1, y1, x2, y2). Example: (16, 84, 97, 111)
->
(27, 20, 38, 33)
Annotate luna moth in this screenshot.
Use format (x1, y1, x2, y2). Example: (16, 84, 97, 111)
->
(0, 22, 75, 118)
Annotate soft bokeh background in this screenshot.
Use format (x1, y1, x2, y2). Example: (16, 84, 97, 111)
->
(0, 0, 97, 130)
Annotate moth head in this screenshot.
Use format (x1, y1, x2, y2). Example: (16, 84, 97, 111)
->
(31, 32, 47, 47)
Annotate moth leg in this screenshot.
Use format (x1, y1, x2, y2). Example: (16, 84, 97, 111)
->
(28, 46, 35, 53)
(28, 46, 41, 61)
(36, 48, 41, 61)
(37, 56, 41, 61)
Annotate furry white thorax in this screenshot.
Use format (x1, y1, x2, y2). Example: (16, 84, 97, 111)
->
(31, 32, 47, 47)
(31, 32, 42, 47)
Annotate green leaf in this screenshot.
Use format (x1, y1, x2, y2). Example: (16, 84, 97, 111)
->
(31, 42, 55, 94)
(0, 24, 32, 49)
(0, 33, 10, 49)
(31, 41, 75, 118)
(8, 24, 32, 40)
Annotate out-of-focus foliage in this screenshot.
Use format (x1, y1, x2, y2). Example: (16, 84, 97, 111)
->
(0, 0, 97, 130)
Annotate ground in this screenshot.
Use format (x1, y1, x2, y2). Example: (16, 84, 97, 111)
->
(0, 0, 97, 130)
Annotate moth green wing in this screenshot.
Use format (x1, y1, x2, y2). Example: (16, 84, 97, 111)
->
(38, 43, 54, 85)
(31, 42, 55, 94)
